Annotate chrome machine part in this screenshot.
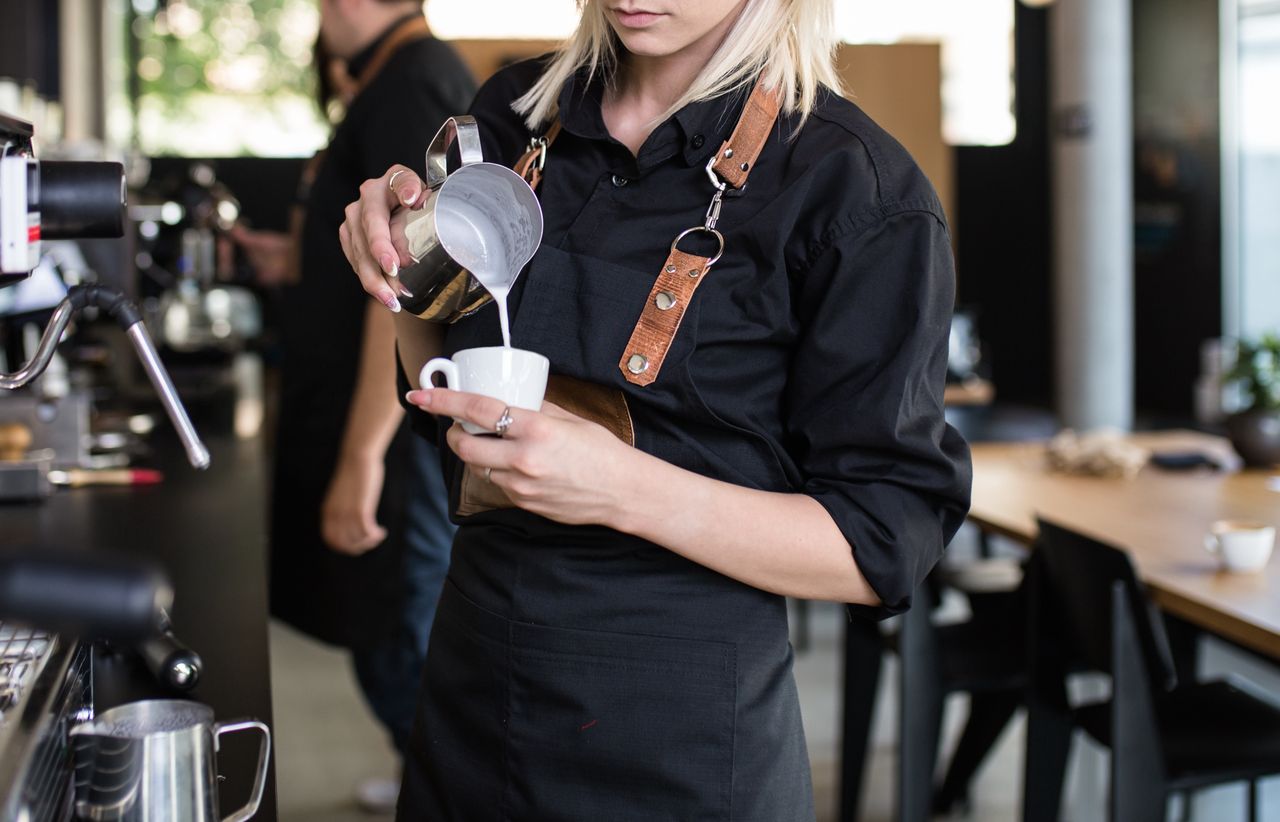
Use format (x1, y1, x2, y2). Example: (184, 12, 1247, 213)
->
(0, 285, 210, 470)
(125, 323, 209, 470)
(0, 298, 76, 391)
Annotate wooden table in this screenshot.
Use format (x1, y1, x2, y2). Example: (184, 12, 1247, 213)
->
(969, 429, 1280, 660)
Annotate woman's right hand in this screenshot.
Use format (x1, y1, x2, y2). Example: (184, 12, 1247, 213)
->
(338, 165, 430, 313)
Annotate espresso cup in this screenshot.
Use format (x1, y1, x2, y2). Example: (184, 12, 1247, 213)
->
(1204, 520, 1276, 573)
(420, 346, 549, 434)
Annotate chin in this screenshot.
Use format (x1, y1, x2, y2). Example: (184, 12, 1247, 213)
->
(612, 29, 683, 59)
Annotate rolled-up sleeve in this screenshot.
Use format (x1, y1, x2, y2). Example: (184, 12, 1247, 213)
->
(787, 203, 972, 618)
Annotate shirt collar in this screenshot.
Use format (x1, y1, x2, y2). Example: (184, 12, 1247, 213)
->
(555, 68, 756, 170)
(346, 12, 423, 79)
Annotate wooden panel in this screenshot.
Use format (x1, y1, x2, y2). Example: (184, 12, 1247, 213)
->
(835, 43, 954, 230)
(450, 38, 561, 85)
(969, 431, 1280, 660)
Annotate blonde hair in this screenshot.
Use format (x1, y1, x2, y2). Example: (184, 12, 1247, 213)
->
(512, 0, 843, 132)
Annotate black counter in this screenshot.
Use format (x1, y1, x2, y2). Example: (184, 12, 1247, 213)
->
(3, 414, 277, 820)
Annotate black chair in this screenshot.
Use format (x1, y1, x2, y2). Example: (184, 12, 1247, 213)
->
(837, 565, 1028, 822)
(896, 565, 1028, 822)
(1023, 518, 1280, 822)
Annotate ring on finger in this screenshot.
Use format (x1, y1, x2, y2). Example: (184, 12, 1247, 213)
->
(388, 168, 408, 193)
(494, 407, 514, 438)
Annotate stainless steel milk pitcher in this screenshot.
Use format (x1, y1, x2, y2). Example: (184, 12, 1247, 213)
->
(71, 699, 270, 822)
(397, 115, 544, 323)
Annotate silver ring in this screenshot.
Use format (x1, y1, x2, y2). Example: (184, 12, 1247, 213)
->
(670, 226, 725, 268)
(494, 407, 514, 437)
(388, 168, 409, 193)
(484, 466, 493, 482)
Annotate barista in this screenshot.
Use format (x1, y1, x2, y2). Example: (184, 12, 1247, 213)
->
(341, 0, 971, 817)
(232, 0, 474, 811)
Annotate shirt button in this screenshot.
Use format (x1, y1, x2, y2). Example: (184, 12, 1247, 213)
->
(691, 134, 706, 149)
(611, 174, 630, 187)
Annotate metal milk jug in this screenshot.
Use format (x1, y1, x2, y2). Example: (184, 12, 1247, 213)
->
(397, 115, 544, 323)
(70, 699, 270, 822)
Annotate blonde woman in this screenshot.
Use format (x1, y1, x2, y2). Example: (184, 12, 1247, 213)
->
(339, 0, 971, 818)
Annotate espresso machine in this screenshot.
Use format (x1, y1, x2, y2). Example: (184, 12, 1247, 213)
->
(0, 111, 227, 821)
(130, 163, 262, 408)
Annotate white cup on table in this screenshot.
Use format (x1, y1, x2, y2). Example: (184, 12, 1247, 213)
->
(1204, 520, 1276, 573)
(419, 346, 549, 435)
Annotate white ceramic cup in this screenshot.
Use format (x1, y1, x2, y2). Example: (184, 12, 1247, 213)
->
(419, 346, 549, 434)
(1204, 520, 1276, 573)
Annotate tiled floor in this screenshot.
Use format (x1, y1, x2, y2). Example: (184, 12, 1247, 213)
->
(269, 528, 1280, 822)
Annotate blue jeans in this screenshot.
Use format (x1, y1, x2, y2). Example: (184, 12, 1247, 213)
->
(352, 435, 454, 753)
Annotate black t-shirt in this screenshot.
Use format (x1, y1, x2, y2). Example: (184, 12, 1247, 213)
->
(282, 25, 476, 415)
(402, 58, 972, 616)
(268, 22, 475, 646)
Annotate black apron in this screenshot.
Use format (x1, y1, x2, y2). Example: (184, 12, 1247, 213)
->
(396, 243, 816, 820)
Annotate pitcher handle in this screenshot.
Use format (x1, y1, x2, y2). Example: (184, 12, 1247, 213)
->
(215, 718, 271, 822)
(426, 115, 483, 190)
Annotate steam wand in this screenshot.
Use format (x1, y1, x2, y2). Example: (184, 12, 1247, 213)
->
(0, 284, 210, 469)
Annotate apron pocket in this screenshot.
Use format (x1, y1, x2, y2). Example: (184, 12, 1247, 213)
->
(504, 622, 736, 822)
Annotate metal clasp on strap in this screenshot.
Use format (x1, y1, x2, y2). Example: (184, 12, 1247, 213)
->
(669, 154, 730, 265)
(704, 185, 725, 232)
(528, 135, 549, 173)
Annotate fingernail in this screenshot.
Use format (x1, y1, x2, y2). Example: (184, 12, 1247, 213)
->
(380, 254, 398, 277)
(397, 282, 414, 298)
(400, 189, 418, 206)
(406, 389, 431, 406)
(381, 292, 401, 313)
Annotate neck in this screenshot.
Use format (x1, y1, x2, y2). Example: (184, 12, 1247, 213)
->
(611, 3, 745, 115)
(348, 4, 418, 56)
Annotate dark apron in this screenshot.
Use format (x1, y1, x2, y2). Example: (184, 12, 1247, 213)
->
(396, 243, 816, 820)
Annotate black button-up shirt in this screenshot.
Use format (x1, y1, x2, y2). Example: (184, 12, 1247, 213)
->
(406, 59, 972, 616)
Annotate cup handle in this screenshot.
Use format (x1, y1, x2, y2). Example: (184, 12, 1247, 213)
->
(425, 115, 483, 190)
(419, 357, 459, 391)
(216, 719, 271, 822)
(1204, 533, 1220, 554)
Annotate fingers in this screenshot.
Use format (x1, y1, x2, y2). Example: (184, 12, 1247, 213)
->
(445, 422, 515, 469)
(388, 208, 415, 271)
(388, 166, 427, 209)
(228, 223, 252, 245)
(322, 515, 386, 555)
(340, 164, 426, 312)
(406, 388, 536, 438)
(342, 199, 403, 312)
(358, 175, 401, 279)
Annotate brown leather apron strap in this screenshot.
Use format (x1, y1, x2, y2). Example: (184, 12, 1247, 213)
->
(619, 247, 715, 386)
(711, 80, 782, 190)
(618, 79, 782, 386)
(514, 120, 563, 193)
(351, 16, 433, 98)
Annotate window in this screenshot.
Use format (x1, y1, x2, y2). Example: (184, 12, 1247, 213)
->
(128, 0, 327, 157)
(1234, 0, 1280, 336)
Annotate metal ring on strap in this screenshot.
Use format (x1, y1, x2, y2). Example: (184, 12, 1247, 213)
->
(670, 227, 725, 268)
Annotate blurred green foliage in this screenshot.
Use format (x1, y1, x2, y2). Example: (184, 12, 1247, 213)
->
(1229, 334, 1280, 412)
(132, 0, 326, 156)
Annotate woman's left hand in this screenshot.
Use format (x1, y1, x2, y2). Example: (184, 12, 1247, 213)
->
(406, 387, 635, 527)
